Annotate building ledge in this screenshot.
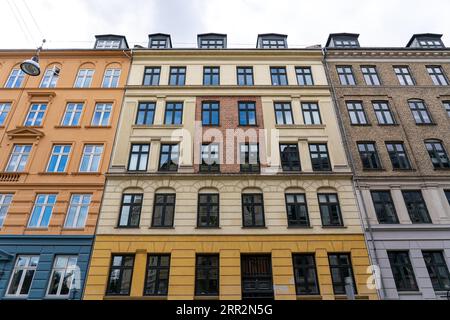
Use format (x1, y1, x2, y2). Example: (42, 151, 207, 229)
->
(367, 224, 450, 232)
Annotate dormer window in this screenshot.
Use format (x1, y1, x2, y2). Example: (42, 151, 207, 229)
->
(198, 34, 227, 49)
(326, 33, 360, 48)
(257, 34, 287, 49)
(94, 35, 129, 49)
(407, 34, 445, 49)
(97, 40, 121, 49)
(148, 34, 172, 49)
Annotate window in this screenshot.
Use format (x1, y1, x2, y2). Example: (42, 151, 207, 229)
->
(203, 67, 220, 85)
(40, 68, 59, 88)
(237, 67, 254, 86)
(371, 191, 399, 224)
(5, 69, 25, 88)
(152, 194, 176, 228)
(285, 194, 309, 227)
(422, 251, 450, 292)
(198, 194, 219, 228)
(302, 103, 322, 125)
(79, 145, 103, 172)
(394, 66, 415, 86)
(0, 194, 13, 228)
(425, 140, 450, 169)
(24, 103, 47, 126)
(270, 67, 288, 85)
(169, 67, 186, 86)
(47, 145, 71, 173)
(5, 145, 32, 172)
(293, 254, 319, 295)
(144, 255, 171, 296)
(64, 194, 91, 228)
(164, 102, 183, 125)
(118, 194, 143, 228)
(328, 254, 357, 295)
(446, 190, 450, 206)
(240, 143, 260, 173)
(427, 66, 449, 86)
(128, 144, 150, 171)
(387, 251, 418, 291)
(200, 39, 225, 49)
(46, 256, 78, 297)
(274, 102, 293, 125)
(202, 101, 220, 126)
(336, 66, 356, 85)
(443, 101, 450, 118)
(28, 194, 57, 228)
(143, 67, 161, 86)
(195, 255, 219, 296)
(373, 101, 395, 125)
(159, 144, 179, 172)
(261, 38, 286, 48)
(241, 255, 274, 299)
(97, 40, 121, 49)
(136, 102, 156, 125)
(418, 39, 444, 48)
(61, 103, 83, 126)
(200, 143, 220, 173)
(91, 103, 112, 126)
(333, 39, 359, 48)
(408, 100, 432, 124)
(358, 142, 382, 169)
(238, 102, 257, 126)
(318, 194, 343, 227)
(361, 66, 381, 86)
(242, 194, 265, 228)
(386, 142, 411, 170)
(150, 39, 167, 49)
(402, 191, 431, 224)
(6, 256, 39, 297)
(74, 69, 94, 88)
(280, 144, 301, 172)
(0, 102, 11, 125)
(296, 67, 314, 86)
(106, 255, 134, 296)
(309, 144, 331, 171)
(102, 68, 121, 88)
(346, 101, 368, 125)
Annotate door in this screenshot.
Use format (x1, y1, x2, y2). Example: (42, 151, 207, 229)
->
(241, 255, 274, 299)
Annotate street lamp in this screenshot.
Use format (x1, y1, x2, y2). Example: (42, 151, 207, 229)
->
(20, 39, 46, 76)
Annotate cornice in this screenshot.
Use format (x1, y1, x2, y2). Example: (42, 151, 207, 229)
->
(325, 49, 450, 60)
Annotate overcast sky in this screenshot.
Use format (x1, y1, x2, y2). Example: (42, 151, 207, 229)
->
(1, 0, 450, 49)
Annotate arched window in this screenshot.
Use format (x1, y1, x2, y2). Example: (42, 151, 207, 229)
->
(102, 63, 121, 88)
(74, 63, 95, 88)
(118, 191, 143, 228)
(4, 65, 25, 88)
(40, 63, 61, 88)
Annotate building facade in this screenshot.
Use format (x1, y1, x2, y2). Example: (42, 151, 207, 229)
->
(0, 36, 131, 299)
(84, 35, 377, 300)
(324, 33, 450, 299)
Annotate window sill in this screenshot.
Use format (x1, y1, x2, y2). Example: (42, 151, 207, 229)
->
(71, 172, 102, 176)
(194, 296, 219, 300)
(138, 296, 168, 300)
(84, 125, 112, 129)
(61, 228, 86, 231)
(54, 125, 81, 129)
(415, 123, 437, 126)
(287, 226, 313, 229)
(24, 227, 49, 231)
(392, 168, 416, 172)
(149, 227, 175, 229)
(115, 226, 141, 230)
(131, 124, 183, 129)
(322, 225, 347, 229)
(275, 124, 326, 129)
(377, 124, 400, 127)
(362, 168, 385, 172)
(397, 291, 421, 295)
(38, 172, 68, 176)
(335, 295, 370, 300)
(350, 124, 372, 127)
(296, 295, 323, 300)
(196, 227, 221, 230)
(434, 168, 450, 171)
(242, 226, 268, 229)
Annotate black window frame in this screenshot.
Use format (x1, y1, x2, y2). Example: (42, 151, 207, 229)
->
(371, 191, 399, 224)
(373, 101, 396, 125)
(195, 254, 220, 297)
(143, 254, 171, 296)
(169, 67, 186, 86)
(240, 143, 260, 173)
(408, 100, 433, 124)
(292, 254, 320, 295)
(164, 102, 183, 125)
(309, 143, 331, 171)
(200, 143, 220, 173)
(197, 193, 220, 228)
(387, 251, 419, 292)
(302, 102, 322, 125)
(336, 66, 356, 85)
(127, 144, 150, 172)
(203, 67, 220, 86)
(427, 65, 449, 86)
(295, 67, 314, 86)
(237, 67, 254, 86)
(361, 65, 381, 86)
(285, 193, 309, 227)
(357, 142, 382, 170)
(443, 101, 450, 118)
(135, 102, 156, 126)
(270, 67, 288, 86)
(117, 194, 143, 228)
(143, 67, 161, 86)
(422, 251, 450, 292)
(241, 193, 265, 228)
(105, 255, 135, 296)
(201, 101, 220, 126)
(328, 253, 357, 295)
(318, 193, 344, 227)
(386, 142, 412, 170)
(279, 144, 301, 172)
(152, 193, 176, 228)
(158, 144, 179, 172)
(402, 190, 432, 224)
(346, 101, 368, 125)
(238, 101, 257, 126)
(394, 66, 415, 86)
(445, 190, 450, 206)
(425, 140, 450, 169)
(274, 102, 294, 125)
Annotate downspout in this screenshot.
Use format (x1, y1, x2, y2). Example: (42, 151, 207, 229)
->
(322, 47, 386, 300)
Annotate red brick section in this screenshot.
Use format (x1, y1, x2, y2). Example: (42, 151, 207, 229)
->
(194, 96, 266, 174)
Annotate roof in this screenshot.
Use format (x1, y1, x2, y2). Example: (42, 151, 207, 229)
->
(197, 33, 227, 38)
(148, 33, 173, 47)
(325, 33, 360, 47)
(406, 33, 443, 47)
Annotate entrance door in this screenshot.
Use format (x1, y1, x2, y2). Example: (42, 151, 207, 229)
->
(241, 255, 274, 299)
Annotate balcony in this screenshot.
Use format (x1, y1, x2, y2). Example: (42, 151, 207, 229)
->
(0, 172, 22, 182)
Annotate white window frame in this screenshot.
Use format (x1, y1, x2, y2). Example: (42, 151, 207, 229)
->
(96, 40, 121, 49)
(28, 194, 57, 228)
(74, 69, 94, 88)
(46, 145, 71, 173)
(5, 255, 40, 298)
(61, 103, 83, 126)
(24, 103, 47, 127)
(91, 103, 112, 126)
(5, 145, 32, 172)
(0, 194, 13, 227)
(79, 145, 103, 172)
(40, 68, 59, 88)
(46, 255, 78, 298)
(5, 69, 25, 88)
(64, 194, 91, 228)
(0, 102, 12, 125)
(102, 69, 121, 88)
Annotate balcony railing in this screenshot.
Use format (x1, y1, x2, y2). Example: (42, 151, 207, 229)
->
(0, 172, 21, 182)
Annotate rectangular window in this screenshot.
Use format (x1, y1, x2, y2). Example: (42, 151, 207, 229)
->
(143, 67, 161, 86)
(200, 143, 220, 173)
(425, 140, 450, 169)
(241, 255, 274, 299)
(61, 103, 83, 126)
(237, 67, 254, 86)
(136, 102, 156, 126)
(202, 101, 220, 126)
(0, 194, 13, 228)
(203, 67, 220, 85)
(24, 103, 47, 126)
(5, 69, 25, 88)
(159, 144, 179, 172)
(402, 191, 431, 224)
(150, 39, 167, 49)
(242, 194, 265, 228)
(296, 67, 314, 86)
(336, 66, 356, 85)
(358, 142, 382, 169)
(238, 102, 257, 126)
(97, 40, 121, 49)
(74, 69, 94, 88)
(293, 254, 319, 295)
(128, 144, 150, 171)
(309, 144, 331, 171)
(446, 190, 450, 205)
(144, 255, 171, 296)
(47, 145, 71, 173)
(118, 194, 143, 228)
(164, 102, 183, 125)
(318, 194, 343, 227)
(280, 144, 301, 172)
(195, 255, 219, 296)
(443, 101, 450, 118)
(373, 101, 395, 125)
(240, 143, 260, 173)
(79, 145, 103, 172)
(152, 194, 176, 228)
(422, 251, 450, 292)
(40, 68, 59, 88)
(387, 251, 418, 291)
(408, 100, 432, 124)
(285, 194, 309, 227)
(0, 102, 11, 125)
(46, 256, 78, 297)
(200, 39, 224, 49)
(91, 103, 112, 126)
(169, 67, 186, 86)
(361, 66, 381, 86)
(394, 66, 415, 86)
(270, 67, 288, 85)
(6, 256, 39, 297)
(346, 101, 368, 125)
(371, 191, 399, 224)
(102, 69, 121, 88)
(28, 194, 57, 228)
(302, 102, 322, 125)
(64, 194, 91, 228)
(198, 194, 219, 228)
(427, 66, 449, 86)
(328, 254, 357, 295)
(262, 39, 286, 48)
(386, 142, 411, 170)
(106, 255, 134, 296)
(5, 145, 32, 172)
(274, 102, 293, 125)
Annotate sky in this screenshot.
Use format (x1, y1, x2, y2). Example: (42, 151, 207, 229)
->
(1, 0, 450, 49)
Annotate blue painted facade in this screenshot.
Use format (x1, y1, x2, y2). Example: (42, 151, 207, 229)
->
(0, 236, 94, 300)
